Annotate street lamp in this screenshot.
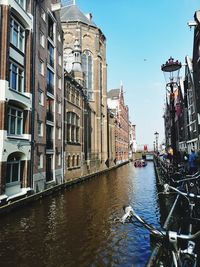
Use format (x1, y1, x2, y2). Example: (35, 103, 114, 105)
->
(154, 131, 159, 152)
(161, 57, 182, 166)
(153, 141, 156, 152)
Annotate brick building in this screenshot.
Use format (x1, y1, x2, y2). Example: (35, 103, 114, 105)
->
(0, 0, 33, 200)
(32, 0, 64, 192)
(107, 86, 129, 164)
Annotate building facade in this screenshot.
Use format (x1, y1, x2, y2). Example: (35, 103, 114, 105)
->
(0, 0, 33, 200)
(129, 123, 136, 159)
(64, 71, 92, 180)
(107, 86, 129, 164)
(32, 0, 64, 192)
(60, 2, 108, 172)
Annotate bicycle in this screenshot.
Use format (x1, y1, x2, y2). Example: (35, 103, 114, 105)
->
(115, 201, 200, 267)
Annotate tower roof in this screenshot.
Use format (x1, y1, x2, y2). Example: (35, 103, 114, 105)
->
(60, 4, 97, 27)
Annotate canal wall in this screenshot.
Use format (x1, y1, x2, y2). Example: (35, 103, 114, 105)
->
(0, 160, 130, 216)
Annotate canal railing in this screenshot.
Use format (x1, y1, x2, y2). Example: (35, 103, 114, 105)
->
(146, 155, 181, 266)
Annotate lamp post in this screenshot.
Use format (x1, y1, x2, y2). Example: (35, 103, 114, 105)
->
(153, 141, 156, 152)
(154, 131, 159, 153)
(161, 57, 181, 166)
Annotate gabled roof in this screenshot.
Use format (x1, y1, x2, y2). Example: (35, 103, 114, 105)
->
(107, 89, 120, 99)
(60, 5, 97, 27)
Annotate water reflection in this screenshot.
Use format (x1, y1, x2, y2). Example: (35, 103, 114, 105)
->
(0, 162, 160, 267)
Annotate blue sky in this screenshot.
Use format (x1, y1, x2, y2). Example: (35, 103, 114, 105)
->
(73, 0, 199, 149)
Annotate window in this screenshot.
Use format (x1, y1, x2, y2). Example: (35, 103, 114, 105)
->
(58, 127, 61, 140)
(66, 112, 80, 143)
(8, 106, 23, 135)
(6, 155, 21, 184)
(15, 0, 26, 9)
(48, 41, 54, 67)
(46, 154, 53, 182)
(58, 102, 61, 114)
(46, 97, 54, 121)
(47, 68, 54, 94)
(48, 15, 54, 41)
(40, 31, 45, 47)
(77, 155, 79, 166)
(72, 155, 75, 167)
(41, 8, 46, 22)
(58, 53, 62, 66)
(58, 153, 61, 166)
(38, 90, 44, 105)
(39, 60, 44, 75)
(58, 77, 61, 90)
(82, 51, 93, 100)
(10, 17, 25, 52)
(9, 62, 24, 93)
(38, 154, 43, 169)
(38, 121, 43, 137)
(67, 155, 71, 168)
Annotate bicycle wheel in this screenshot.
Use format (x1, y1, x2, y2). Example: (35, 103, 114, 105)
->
(181, 255, 196, 267)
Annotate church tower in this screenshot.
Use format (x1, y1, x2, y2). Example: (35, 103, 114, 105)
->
(61, 2, 108, 171)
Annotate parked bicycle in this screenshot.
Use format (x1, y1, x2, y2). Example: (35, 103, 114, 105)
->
(115, 203, 200, 266)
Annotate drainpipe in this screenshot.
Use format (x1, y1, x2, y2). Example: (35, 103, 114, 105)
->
(30, 0, 37, 190)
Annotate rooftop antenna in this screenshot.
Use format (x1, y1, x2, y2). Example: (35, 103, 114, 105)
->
(62, 0, 76, 6)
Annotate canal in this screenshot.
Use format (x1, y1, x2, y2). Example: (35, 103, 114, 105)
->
(0, 162, 161, 267)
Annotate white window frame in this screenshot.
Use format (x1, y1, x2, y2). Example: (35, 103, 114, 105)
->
(8, 106, 23, 136)
(38, 154, 43, 169)
(58, 77, 61, 90)
(40, 31, 45, 47)
(58, 102, 61, 114)
(38, 89, 44, 106)
(38, 121, 43, 137)
(9, 62, 24, 93)
(10, 17, 25, 52)
(15, 0, 26, 9)
(39, 60, 44, 76)
(58, 127, 61, 140)
(6, 159, 20, 184)
(58, 153, 61, 166)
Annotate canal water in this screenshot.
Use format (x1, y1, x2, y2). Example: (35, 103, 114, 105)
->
(0, 162, 161, 267)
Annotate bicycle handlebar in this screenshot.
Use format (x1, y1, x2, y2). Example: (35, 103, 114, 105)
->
(164, 184, 200, 199)
(121, 205, 200, 241)
(172, 171, 200, 183)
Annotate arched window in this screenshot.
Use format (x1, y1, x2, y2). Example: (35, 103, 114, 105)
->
(6, 153, 21, 184)
(82, 51, 93, 100)
(77, 155, 79, 166)
(66, 112, 80, 144)
(72, 155, 75, 167)
(67, 155, 71, 168)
